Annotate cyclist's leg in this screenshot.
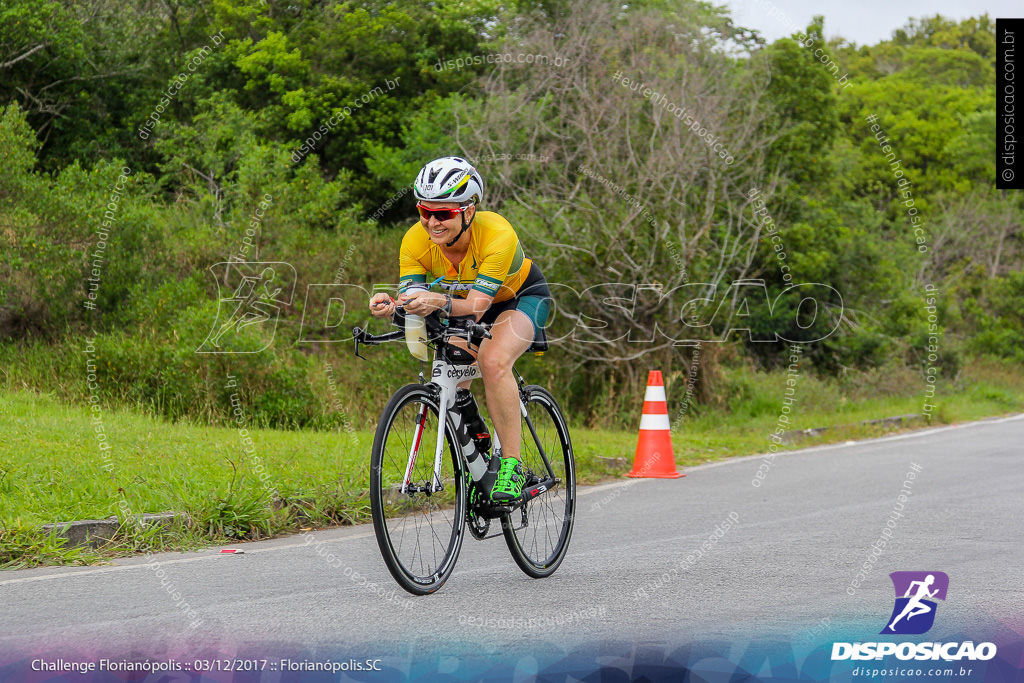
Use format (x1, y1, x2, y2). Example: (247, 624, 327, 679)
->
(477, 308, 535, 461)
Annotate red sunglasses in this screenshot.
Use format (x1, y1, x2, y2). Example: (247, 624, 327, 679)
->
(417, 204, 470, 222)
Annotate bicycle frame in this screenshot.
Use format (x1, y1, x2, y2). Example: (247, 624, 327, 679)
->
(402, 356, 483, 494)
(354, 312, 558, 502)
(404, 352, 560, 506)
(359, 307, 575, 593)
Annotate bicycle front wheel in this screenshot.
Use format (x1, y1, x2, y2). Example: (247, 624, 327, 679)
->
(502, 385, 576, 578)
(370, 383, 466, 595)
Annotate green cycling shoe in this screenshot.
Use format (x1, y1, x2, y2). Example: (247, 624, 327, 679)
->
(489, 456, 524, 502)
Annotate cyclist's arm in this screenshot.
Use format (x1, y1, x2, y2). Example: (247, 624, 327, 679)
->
(401, 289, 492, 321)
(387, 226, 433, 317)
(454, 290, 492, 322)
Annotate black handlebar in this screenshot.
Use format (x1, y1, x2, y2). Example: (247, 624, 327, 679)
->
(468, 322, 493, 340)
(352, 304, 491, 360)
(351, 326, 402, 360)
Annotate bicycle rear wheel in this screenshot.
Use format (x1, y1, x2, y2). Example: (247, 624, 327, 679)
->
(501, 385, 576, 578)
(370, 384, 466, 595)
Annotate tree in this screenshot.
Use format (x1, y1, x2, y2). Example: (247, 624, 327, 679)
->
(757, 16, 840, 200)
(190, 0, 499, 210)
(891, 14, 996, 62)
(0, 0, 174, 169)
(442, 0, 799, 385)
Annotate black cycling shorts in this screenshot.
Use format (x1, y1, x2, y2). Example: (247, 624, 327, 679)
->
(478, 264, 551, 345)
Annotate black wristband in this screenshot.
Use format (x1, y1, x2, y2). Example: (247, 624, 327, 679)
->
(441, 294, 453, 317)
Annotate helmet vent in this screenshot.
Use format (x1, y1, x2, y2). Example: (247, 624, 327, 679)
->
(440, 169, 464, 187)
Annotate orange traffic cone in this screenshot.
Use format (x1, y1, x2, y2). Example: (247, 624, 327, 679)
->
(627, 370, 685, 478)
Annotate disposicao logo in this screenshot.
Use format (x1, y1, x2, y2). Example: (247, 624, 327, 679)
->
(882, 571, 948, 635)
(831, 571, 997, 663)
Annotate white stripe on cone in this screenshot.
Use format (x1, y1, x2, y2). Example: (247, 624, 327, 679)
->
(643, 385, 667, 402)
(639, 413, 671, 430)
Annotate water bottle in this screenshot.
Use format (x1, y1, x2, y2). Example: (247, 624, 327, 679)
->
(455, 388, 491, 456)
(451, 401, 488, 481)
(404, 313, 429, 361)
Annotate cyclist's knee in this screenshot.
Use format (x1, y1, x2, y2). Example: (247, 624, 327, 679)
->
(478, 346, 514, 377)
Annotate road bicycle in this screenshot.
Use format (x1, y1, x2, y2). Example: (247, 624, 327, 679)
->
(352, 307, 576, 595)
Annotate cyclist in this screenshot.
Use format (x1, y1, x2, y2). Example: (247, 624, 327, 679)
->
(368, 156, 551, 503)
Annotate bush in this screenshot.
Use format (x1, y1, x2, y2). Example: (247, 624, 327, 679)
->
(0, 104, 155, 340)
(967, 271, 1024, 362)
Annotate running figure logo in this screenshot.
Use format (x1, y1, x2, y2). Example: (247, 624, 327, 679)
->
(881, 571, 949, 635)
(197, 261, 296, 353)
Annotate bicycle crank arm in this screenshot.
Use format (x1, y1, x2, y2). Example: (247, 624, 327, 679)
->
(471, 477, 558, 516)
(483, 477, 560, 515)
(519, 477, 558, 502)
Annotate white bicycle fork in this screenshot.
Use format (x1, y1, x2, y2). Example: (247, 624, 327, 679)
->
(400, 358, 527, 493)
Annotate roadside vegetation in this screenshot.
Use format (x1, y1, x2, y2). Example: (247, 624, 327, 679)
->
(3, 356, 1021, 567)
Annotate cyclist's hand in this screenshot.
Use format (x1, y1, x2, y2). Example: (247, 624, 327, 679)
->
(369, 293, 395, 317)
(402, 289, 444, 316)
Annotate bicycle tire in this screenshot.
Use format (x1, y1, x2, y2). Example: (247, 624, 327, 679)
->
(370, 383, 466, 595)
(501, 385, 576, 578)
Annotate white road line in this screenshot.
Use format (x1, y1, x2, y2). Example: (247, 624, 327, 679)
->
(681, 412, 1024, 472)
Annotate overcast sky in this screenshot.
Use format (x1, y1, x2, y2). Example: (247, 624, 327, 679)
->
(721, 0, 1017, 45)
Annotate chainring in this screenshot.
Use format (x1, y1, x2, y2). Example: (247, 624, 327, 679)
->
(466, 483, 491, 539)
(468, 512, 490, 539)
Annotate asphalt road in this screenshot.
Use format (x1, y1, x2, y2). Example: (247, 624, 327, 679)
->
(2, 415, 1022, 678)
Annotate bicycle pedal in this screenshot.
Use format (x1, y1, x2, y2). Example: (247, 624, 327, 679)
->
(478, 503, 514, 517)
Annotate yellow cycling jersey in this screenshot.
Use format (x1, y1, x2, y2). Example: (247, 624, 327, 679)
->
(398, 211, 532, 303)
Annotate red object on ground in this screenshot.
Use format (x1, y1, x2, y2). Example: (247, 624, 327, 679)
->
(627, 370, 685, 479)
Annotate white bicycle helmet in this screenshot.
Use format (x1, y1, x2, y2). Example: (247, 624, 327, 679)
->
(414, 156, 484, 206)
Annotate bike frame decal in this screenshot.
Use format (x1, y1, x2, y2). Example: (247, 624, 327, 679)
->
(402, 403, 428, 493)
(430, 359, 482, 395)
(428, 359, 484, 487)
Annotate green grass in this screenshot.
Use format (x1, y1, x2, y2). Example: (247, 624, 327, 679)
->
(1, 390, 371, 525)
(0, 391, 374, 567)
(2, 356, 1022, 567)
